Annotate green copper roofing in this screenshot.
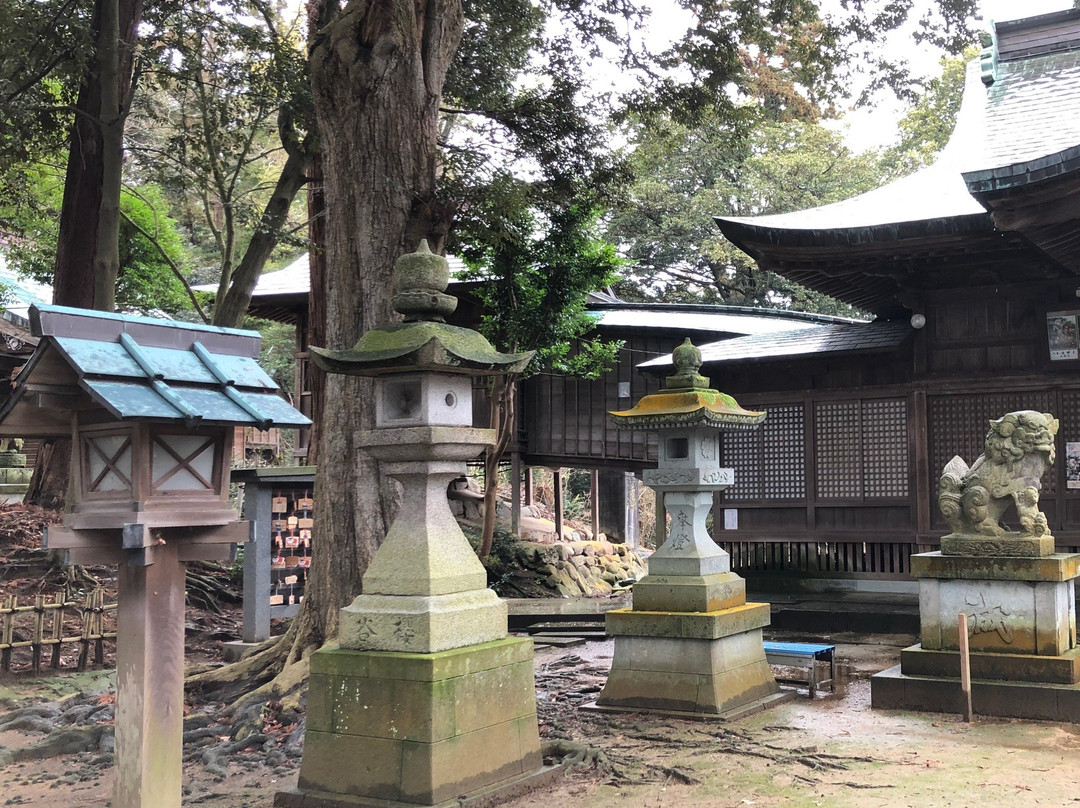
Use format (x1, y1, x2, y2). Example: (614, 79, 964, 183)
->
(610, 338, 765, 431)
(311, 242, 534, 378)
(0, 305, 310, 430)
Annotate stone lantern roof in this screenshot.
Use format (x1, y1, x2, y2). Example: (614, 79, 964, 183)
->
(609, 337, 765, 430)
(311, 241, 533, 377)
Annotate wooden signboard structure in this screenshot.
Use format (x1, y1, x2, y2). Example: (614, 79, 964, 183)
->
(0, 304, 309, 808)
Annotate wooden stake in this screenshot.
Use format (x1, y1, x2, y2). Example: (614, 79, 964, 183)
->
(553, 468, 564, 541)
(958, 612, 973, 722)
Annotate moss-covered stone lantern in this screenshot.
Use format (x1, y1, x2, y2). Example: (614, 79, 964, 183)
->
(592, 338, 792, 717)
(284, 242, 551, 807)
(0, 304, 310, 808)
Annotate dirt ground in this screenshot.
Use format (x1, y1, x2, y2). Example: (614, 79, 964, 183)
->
(2, 629, 1080, 807)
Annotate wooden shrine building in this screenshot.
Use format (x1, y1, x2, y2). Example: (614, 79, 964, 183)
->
(631, 8, 1080, 588)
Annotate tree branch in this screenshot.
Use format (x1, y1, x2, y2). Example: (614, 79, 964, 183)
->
(119, 210, 210, 323)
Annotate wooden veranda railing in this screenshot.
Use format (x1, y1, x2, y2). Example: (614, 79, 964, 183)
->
(0, 589, 116, 672)
(719, 538, 938, 579)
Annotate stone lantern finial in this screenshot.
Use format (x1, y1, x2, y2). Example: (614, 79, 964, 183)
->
(393, 239, 457, 322)
(666, 337, 710, 390)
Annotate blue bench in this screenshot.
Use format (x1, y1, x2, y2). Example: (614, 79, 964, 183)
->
(762, 641, 835, 697)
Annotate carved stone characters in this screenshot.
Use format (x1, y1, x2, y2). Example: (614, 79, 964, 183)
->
(939, 410, 1059, 539)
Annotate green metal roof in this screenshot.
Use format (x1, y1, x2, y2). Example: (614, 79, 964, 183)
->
(1, 305, 310, 430)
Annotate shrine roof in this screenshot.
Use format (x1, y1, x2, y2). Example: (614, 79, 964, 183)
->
(713, 9, 1080, 316)
(637, 320, 912, 370)
(0, 304, 310, 431)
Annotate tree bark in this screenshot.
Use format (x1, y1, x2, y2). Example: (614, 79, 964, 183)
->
(294, 0, 465, 645)
(304, 153, 326, 465)
(52, 0, 142, 311)
(480, 375, 516, 557)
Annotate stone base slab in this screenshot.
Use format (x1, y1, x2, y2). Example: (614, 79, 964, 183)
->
(595, 629, 781, 715)
(911, 552, 1080, 582)
(940, 534, 1055, 558)
(299, 638, 541, 805)
(606, 602, 770, 640)
(900, 643, 1080, 684)
(582, 690, 794, 722)
(871, 664, 1080, 722)
(277, 764, 562, 808)
(631, 572, 745, 613)
(918, 575, 1076, 655)
(340, 589, 507, 653)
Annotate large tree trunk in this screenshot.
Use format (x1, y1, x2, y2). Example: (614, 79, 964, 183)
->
(288, 0, 465, 648)
(52, 0, 142, 310)
(304, 153, 326, 465)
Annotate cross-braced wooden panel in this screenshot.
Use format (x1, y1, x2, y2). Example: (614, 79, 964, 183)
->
(862, 399, 909, 498)
(764, 405, 806, 499)
(815, 401, 862, 499)
(928, 392, 1055, 495)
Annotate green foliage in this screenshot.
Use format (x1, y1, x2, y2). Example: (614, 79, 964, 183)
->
(609, 116, 879, 313)
(455, 202, 624, 379)
(246, 316, 297, 394)
(878, 52, 972, 178)
(4, 169, 192, 314)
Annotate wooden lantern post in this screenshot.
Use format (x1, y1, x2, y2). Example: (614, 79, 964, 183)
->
(0, 305, 310, 808)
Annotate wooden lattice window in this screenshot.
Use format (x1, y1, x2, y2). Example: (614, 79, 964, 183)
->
(722, 403, 806, 501)
(928, 392, 1055, 496)
(863, 400, 909, 498)
(815, 402, 861, 499)
(816, 398, 909, 500)
(763, 405, 806, 499)
(722, 428, 762, 500)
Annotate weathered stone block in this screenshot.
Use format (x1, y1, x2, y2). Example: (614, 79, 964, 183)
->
(606, 602, 770, 640)
(918, 574, 1076, 655)
(940, 534, 1055, 558)
(598, 630, 778, 715)
(911, 552, 1080, 583)
(298, 730, 403, 801)
(339, 589, 507, 654)
(900, 643, 1080, 684)
(631, 571, 745, 613)
(297, 638, 541, 806)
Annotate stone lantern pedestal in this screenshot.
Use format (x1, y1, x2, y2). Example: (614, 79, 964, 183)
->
(592, 339, 791, 718)
(280, 244, 552, 808)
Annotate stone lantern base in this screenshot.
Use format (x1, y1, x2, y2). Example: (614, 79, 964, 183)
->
(871, 552, 1080, 721)
(277, 638, 552, 808)
(591, 602, 792, 718)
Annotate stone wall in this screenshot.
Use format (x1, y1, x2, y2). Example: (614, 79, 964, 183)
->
(515, 540, 647, 598)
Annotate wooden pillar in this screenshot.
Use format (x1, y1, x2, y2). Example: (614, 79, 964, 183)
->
(523, 467, 534, 506)
(114, 541, 186, 808)
(510, 452, 522, 535)
(590, 469, 600, 541)
(241, 480, 273, 643)
(553, 468, 564, 541)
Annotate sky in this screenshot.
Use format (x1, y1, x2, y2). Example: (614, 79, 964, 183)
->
(838, 0, 1075, 152)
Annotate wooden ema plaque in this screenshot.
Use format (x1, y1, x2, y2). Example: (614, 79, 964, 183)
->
(268, 489, 314, 608)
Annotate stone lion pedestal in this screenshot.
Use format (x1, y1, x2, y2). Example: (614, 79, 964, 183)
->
(872, 411, 1080, 720)
(587, 340, 792, 719)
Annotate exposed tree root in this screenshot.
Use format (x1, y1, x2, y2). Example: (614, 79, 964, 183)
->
(541, 739, 701, 787)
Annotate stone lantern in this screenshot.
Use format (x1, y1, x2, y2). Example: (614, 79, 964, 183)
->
(594, 338, 791, 717)
(283, 242, 549, 807)
(0, 304, 310, 808)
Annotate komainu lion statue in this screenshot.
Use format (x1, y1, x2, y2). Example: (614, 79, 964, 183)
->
(939, 410, 1058, 538)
